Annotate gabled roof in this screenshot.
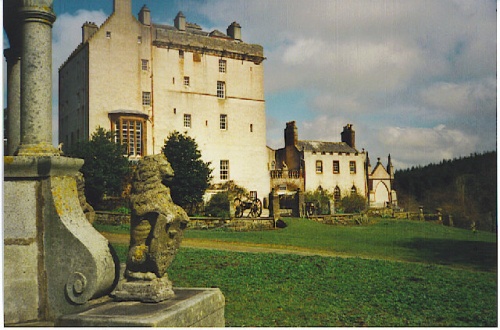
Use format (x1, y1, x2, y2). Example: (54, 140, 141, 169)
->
(370, 161, 391, 178)
(297, 140, 358, 153)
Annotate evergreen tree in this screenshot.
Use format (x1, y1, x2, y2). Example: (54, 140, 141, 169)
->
(67, 127, 130, 206)
(162, 131, 213, 214)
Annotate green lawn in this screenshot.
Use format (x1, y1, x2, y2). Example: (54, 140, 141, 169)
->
(100, 218, 497, 326)
(183, 218, 497, 272)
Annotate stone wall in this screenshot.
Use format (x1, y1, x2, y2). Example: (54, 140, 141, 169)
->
(94, 211, 130, 226)
(94, 212, 275, 231)
(189, 217, 274, 231)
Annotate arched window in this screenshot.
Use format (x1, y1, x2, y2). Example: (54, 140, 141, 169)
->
(334, 186, 341, 201)
(351, 185, 357, 195)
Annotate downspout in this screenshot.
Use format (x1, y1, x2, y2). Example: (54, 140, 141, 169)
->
(150, 25, 155, 154)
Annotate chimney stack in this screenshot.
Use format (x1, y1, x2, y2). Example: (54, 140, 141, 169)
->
(82, 22, 98, 43)
(341, 124, 355, 149)
(138, 5, 151, 26)
(174, 11, 186, 31)
(113, 0, 132, 16)
(227, 21, 242, 41)
(284, 121, 298, 147)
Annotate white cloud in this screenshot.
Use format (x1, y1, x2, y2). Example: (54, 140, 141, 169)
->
(379, 125, 480, 166)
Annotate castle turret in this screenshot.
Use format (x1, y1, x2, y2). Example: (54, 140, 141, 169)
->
(341, 124, 355, 149)
(174, 11, 186, 31)
(284, 121, 298, 147)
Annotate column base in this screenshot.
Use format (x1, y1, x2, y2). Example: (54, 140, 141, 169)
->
(16, 143, 60, 156)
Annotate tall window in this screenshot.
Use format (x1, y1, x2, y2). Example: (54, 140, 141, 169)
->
(334, 186, 341, 201)
(142, 92, 151, 106)
(220, 160, 229, 180)
(179, 50, 184, 59)
(316, 160, 323, 173)
(349, 161, 356, 174)
(141, 59, 149, 71)
(220, 114, 227, 130)
(333, 160, 340, 173)
(111, 116, 146, 157)
(183, 114, 191, 128)
(184, 76, 190, 86)
(219, 59, 226, 73)
(217, 81, 225, 98)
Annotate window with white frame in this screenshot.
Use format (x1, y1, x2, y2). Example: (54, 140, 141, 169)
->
(141, 59, 149, 71)
(316, 160, 323, 173)
(220, 114, 227, 130)
(220, 160, 229, 180)
(142, 92, 151, 106)
(111, 116, 146, 157)
(333, 160, 340, 174)
(349, 161, 356, 174)
(219, 59, 226, 73)
(217, 81, 225, 98)
(184, 114, 191, 128)
(184, 76, 190, 86)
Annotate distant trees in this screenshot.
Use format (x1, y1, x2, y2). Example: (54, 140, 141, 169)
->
(67, 127, 131, 206)
(394, 152, 497, 231)
(162, 131, 213, 214)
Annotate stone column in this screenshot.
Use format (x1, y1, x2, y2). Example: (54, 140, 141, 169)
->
(17, 1, 59, 156)
(4, 48, 22, 155)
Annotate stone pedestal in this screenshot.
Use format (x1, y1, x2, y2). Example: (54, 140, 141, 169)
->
(114, 276, 175, 303)
(56, 288, 225, 327)
(4, 156, 117, 324)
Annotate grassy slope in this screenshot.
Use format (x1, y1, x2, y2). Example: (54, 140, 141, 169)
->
(101, 219, 497, 326)
(164, 249, 497, 327)
(183, 218, 497, 272)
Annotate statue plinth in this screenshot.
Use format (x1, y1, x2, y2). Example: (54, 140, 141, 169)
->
(113, 276, 175, 303)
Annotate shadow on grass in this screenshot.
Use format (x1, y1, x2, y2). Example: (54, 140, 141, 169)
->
(400, 237, 497, 272)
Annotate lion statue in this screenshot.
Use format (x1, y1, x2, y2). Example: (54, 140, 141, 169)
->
(114, 154, 189, 302)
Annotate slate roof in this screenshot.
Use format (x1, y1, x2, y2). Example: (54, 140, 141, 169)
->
(297, 140, 358, 153)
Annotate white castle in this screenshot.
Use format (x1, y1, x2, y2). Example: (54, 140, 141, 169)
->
(59, 0, 396, 209)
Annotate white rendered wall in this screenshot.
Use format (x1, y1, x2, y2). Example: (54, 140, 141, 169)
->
(303, 151, 367, 198)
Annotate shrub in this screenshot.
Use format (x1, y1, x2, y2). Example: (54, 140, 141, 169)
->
(341, 193, 367, 213)
(162, 131, 213, 214)
(67, 127, 130, 206)
(305, 187, 334, 215)
(205, 192, 230, 218)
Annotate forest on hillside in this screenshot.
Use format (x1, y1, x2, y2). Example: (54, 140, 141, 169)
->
(394, 151, 497, 231)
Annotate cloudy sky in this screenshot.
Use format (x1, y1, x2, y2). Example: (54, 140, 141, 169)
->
(4, 0, 496, 169)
